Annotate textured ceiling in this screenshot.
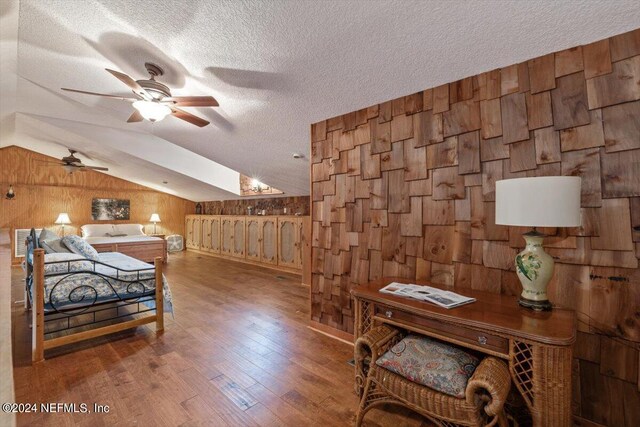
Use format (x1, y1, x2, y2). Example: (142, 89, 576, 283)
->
(2, 0, 640, 201)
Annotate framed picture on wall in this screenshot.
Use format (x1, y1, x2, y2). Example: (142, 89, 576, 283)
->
(91, 198, 130, 220)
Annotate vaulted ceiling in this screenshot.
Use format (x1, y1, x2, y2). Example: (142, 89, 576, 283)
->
(2, 0, 639, 201)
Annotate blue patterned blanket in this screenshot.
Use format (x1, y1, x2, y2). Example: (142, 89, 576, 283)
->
(31, 252, 173, 313)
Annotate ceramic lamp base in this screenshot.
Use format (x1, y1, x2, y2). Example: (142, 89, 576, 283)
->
(515, 230, 555, 311)
(518, 297, 552, 311)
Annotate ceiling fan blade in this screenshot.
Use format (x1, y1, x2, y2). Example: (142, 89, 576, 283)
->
(171, 107, 210, 127)
(164, 96, 219, 107)
(105, 68, 150, 99)
(84, 166, 109, 171)
(35, 159, 64, 165)
(127, 110, 144, 123)
(61, 88, 136, 101)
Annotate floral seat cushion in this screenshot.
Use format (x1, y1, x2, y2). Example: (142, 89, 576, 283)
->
(375, 334, 480, 398)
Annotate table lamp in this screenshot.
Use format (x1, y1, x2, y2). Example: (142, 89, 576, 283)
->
(149, 213, 161, 234)
(495, 177, 581, 311)
(55, 213, 72, 236)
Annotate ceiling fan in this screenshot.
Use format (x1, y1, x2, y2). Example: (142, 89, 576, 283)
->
(61, 62, 217, 127)
(43, 149, 109, 174)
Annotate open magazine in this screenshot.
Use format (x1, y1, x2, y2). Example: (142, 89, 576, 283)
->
(379, 282, 476, 309)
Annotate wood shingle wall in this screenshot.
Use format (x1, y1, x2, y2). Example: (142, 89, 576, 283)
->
(310, 28, 640, 426)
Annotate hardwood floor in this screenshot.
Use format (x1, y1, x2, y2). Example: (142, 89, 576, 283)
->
(11, 251, 427, 426)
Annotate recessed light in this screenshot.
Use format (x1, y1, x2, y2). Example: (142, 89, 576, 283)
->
(292, 153, 304, 159)
(162, 181, 168, 184)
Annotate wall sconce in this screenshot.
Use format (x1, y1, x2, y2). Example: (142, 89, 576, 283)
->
(5, 185, 15, 200)
(251, 179, 270, 193)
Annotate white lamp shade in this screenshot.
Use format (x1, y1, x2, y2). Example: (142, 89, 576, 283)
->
(55, 213, 71, 225)
(149, 213, 161, 223)
(495, 177, 581, 227)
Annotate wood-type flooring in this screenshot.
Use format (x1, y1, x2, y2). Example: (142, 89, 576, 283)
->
(11, 251, 426, 426)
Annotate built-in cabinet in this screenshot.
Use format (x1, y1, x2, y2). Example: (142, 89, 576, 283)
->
(277, 217, 300, 269)
(185, 215, 310, 279)
(185, 216, 201, 249)
(232, 217, 245, 258)
(260, 218, 278, 265)
(221, 217, 233, 255)
(246, 217, 261, 262)
(200, 216, 221, 253)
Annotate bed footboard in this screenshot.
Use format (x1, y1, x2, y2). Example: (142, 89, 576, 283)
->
(31, 249, 164, 363)
(90, 239, 168, 263)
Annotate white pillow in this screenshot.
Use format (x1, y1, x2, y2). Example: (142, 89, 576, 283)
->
(114, 224, 144, 236)
(81, 224, 115, 237)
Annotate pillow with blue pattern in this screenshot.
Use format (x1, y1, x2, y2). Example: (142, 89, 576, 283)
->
(61, 235, 100, 261)
(375, 334, 480, 398)
(39, 228, 72, 254)
(44, 253, 93, 274)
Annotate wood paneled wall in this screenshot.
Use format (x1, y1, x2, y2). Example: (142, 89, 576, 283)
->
(203, 196, 310, 216)
(0, 146, 195, 264)
(310, 29, 640, 426)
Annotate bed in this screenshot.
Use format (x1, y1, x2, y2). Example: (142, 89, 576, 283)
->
(25, 230, 171, 362)
(81, 224, 168, 263)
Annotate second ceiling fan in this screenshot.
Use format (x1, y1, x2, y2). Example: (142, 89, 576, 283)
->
(62, 62, 217, 127)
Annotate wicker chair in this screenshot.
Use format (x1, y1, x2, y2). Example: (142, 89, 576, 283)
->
(355, 325, 511, 427)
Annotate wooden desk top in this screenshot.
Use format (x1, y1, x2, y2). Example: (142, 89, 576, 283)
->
(352, 277, 576, 346)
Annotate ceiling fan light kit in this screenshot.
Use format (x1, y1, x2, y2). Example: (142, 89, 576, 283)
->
(61, 62, 218, 127)
(133, 100, 172, 122)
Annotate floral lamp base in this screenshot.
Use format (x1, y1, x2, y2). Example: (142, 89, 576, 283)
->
(515, 231, 554, 311)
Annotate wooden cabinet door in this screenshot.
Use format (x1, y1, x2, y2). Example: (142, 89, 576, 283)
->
(201, 217, 212, 251)
(187, 215, 202, 249)
(185, 216, 194, 248)
(232, 217, 245, 258)
(221, 217, 233, 255)
(278, 217, 299, 268)
(210, 216, 221, 254)
(192, 216, 202, 250)
(185, 216, 201, 249)
(260, 218, 278, 265)
(246, 218, 261, 261)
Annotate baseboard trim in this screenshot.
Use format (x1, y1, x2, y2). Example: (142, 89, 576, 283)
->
(186, 248, 302, 277)
(308, 320, 354, 346)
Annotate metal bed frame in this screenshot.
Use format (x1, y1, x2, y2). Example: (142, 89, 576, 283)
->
(25, 230, 164, 362)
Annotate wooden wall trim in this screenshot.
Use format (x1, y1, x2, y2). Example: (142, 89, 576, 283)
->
(308, 320, 354, 345)
(0, 181, 181, 194)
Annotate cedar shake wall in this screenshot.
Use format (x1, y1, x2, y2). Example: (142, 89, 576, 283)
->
(310, 29, 640, 426)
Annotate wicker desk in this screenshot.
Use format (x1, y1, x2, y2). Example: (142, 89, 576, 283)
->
(352, 278, 576, 427)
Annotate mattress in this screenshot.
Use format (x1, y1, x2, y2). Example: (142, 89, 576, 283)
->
(32, 252, 172, 313)
(84, 235, 163, 245)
